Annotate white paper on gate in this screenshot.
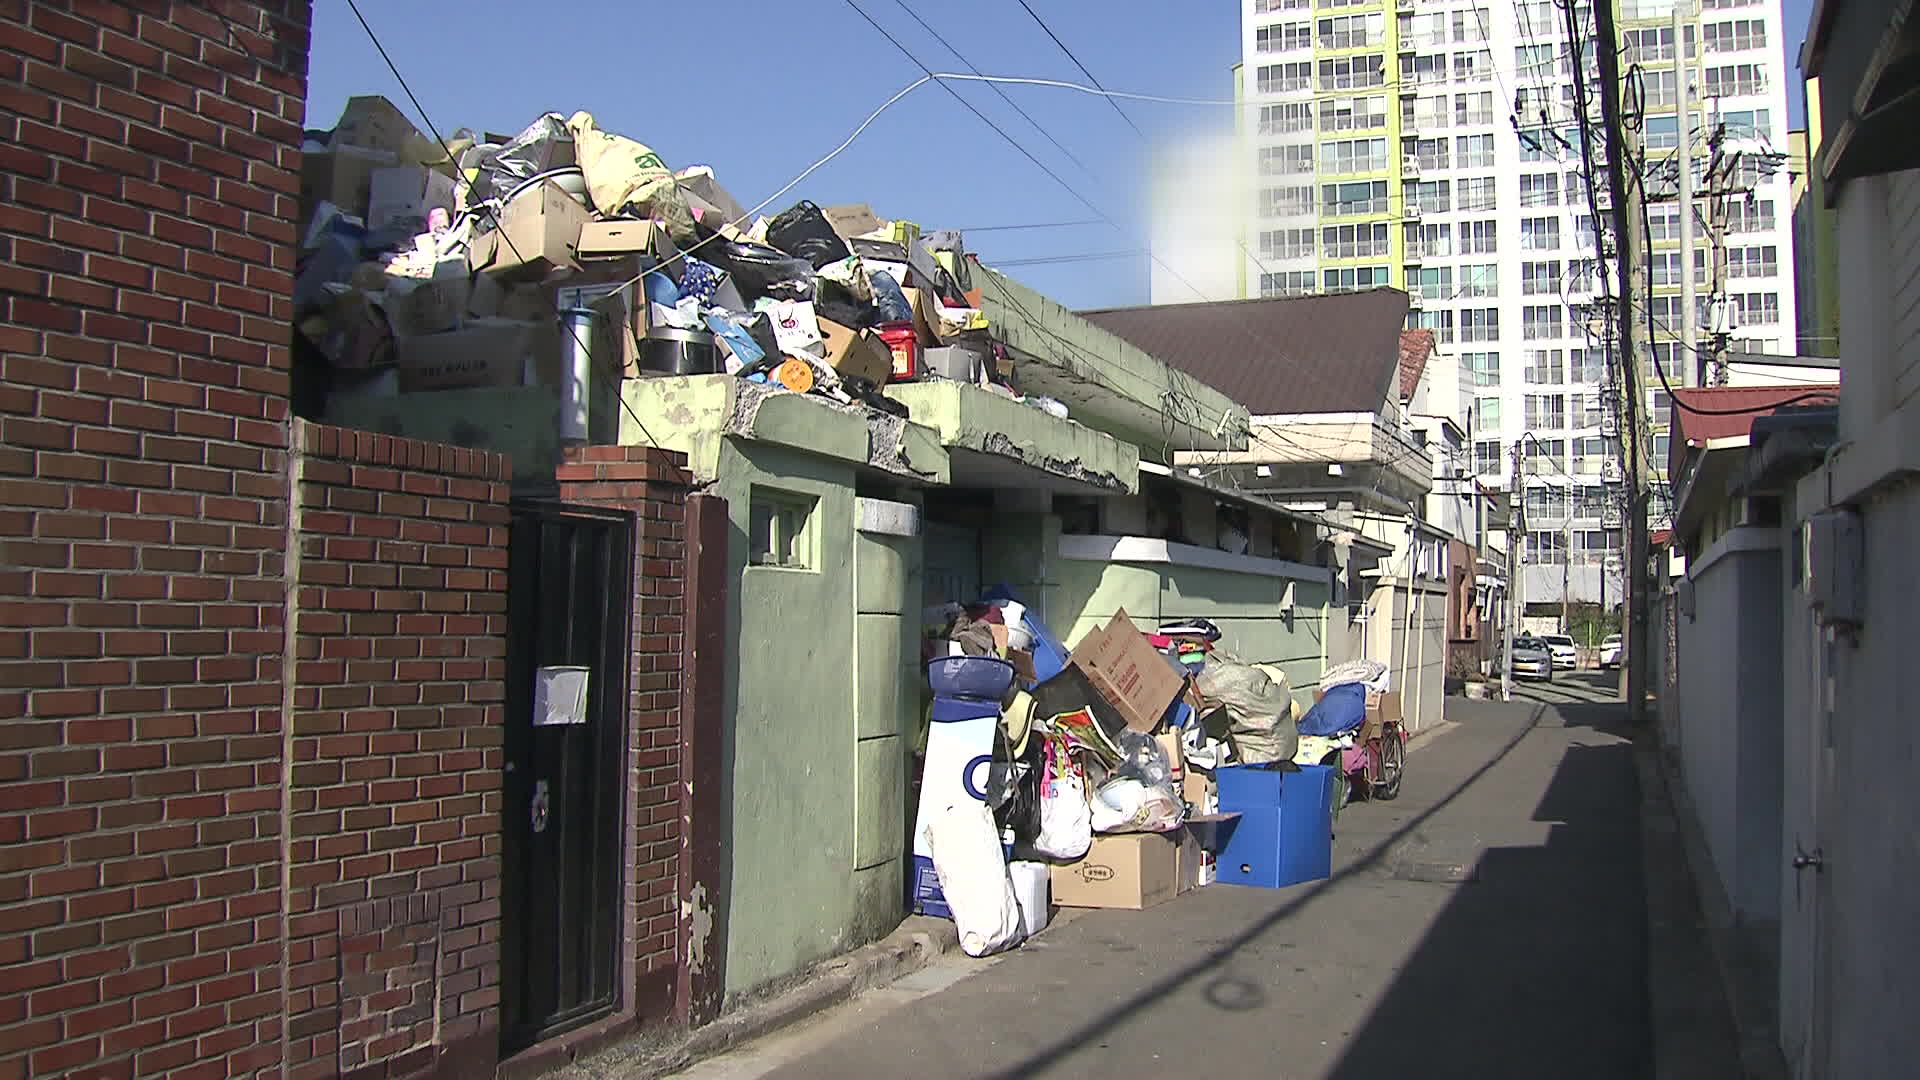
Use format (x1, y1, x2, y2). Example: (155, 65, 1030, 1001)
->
(912, 711, 997, 865)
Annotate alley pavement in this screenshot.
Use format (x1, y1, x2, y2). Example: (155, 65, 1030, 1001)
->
(671, 686, 1650, 1080)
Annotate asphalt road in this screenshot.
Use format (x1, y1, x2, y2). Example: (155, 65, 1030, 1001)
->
(674, 691, 1649, 1080)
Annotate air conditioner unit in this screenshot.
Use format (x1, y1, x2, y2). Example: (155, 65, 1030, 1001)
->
(1803, 510, 1864, 628)
(1407, 292, 1425, 309)
(1601, 458, 1624, 483)
(1405, 204, 1423, 219)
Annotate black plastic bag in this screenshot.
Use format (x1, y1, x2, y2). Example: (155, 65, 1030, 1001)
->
(765, 200, 851, 269)
(695, 221, 817, 302)
(470, 113, 574, 205)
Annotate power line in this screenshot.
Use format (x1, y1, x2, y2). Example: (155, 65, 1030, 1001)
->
(955, 219, 1108, 232)
(1012, 0, 1145, 139)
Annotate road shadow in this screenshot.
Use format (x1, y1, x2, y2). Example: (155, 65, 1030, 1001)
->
(1326, 710, 1650, 1078)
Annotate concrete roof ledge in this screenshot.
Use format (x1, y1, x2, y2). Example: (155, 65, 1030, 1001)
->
(885, 380, 1139, 495)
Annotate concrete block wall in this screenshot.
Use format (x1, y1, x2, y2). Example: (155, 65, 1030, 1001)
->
(286, 424, 511, 1078)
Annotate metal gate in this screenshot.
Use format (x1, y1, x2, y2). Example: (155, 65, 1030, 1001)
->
(500, 502, 633, 1055)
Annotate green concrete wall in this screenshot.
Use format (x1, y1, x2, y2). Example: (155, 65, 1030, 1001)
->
(325, 386, 564, 492)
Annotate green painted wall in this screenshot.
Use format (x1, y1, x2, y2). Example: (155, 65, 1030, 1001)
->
(325, 386, 563, 492)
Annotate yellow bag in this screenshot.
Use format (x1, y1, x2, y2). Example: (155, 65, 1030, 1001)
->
(565, 111, 683, 222)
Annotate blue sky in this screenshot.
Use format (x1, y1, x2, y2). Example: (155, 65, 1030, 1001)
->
(306, 1, 1817, 312)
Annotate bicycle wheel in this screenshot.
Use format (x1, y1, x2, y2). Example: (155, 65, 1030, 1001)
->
(1374, 726, 1405, 801)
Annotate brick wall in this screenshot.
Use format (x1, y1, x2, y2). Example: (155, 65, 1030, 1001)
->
(553, 447, 690, 1019)
(287, 423, 509, 1079)
(1, 3, 312, 1078)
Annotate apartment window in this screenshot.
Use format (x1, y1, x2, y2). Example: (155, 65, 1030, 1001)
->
(1701, 0, 1758, 7)
(1322, 180, 1388, 215)
(1412, 265, 1453, 299)
(1650, 251, 1684, 287)
(1514, 0, 1556, 38)
(1259, 227, 1316, 259)
(1322, 222, 1390, 258)
(1650, 343, 1683, 382)
(1405, 136, 1450, 171)
(1458, 177, 1497, 211)
(1320, 94, 1386, 131)
(1728, 245, 1778, 278)
(1521, 217, 1561, 251)
(1475, 439, 1504, 476)
(1521, 260, 1562, 297)
(1409, 178, 1451, 213)
(1647, 206, 1681, 242)
(1525, 439, 1567, 477)
(1404, 93, 1450, 130)
(750, 488, 817, 569)
(1455, 134, 1494, 168)
(1256, 22, 1314, 52)
(1573, 482, 1611, 517)
(1720, 108, 1774, 143)
(1401, 53, 1447, 87)
(1258, 62, 1313, 94)
(1261, 185, 1316, 217)
(1566, 258, 1600, 293)
(1461, 308, 1500, 343)
(1261, 270, 1318, 297)
(1523, 305, 1564, 340)
(1323, 136, 1388, 173)
(1460, 263, 1498, 297)
(1519, 174, 1559, 208)
(1649, 293, 1685, 326)
(1452, 8, 1491, 43)
(1319, 54, 1385, 91)
(1260, 144, 1316, 175)
(1472, 396, 1502, 432)
(1525, 348, 1565, 384)
(1465, 351, 1500, 388)
(1705, 63, 1767, 97)
(1400, 11, 1445, 47)
(1460, 219, 1498, 253)
(1704, 19, 1766, 53)
(1453, 49, 1492, 83)
(1260, 102, 1315, 134)
(1322, 265, 1391, 292)
(1255, 0, 1310, 11)
(1727, 199, 1776, 233)
(1527, 529, 1569, 562)
(1573, 393, 1608, 429)
(1734, 292, 1781, 326)
(1408, 222, 1451, 257)
(1515, 44, 1555, 83)
(1526, 488, 1571, 523)
(1525, 393, 1568, 430)
(1455, 91, 1495, 126)
(1316, 13, 1382, 49)
(1643, 68, 1679, 109)
(1643, 115, 1681, 149)
(1408, 308, 1455, 343)
(1570, 348, 1606, 384)
(1650, 391, 1672, 425)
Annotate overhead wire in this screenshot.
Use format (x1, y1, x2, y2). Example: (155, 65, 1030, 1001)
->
(1011, 0, 1146, 139)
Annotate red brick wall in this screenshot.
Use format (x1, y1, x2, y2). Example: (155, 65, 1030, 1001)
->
(1, 3, 312, 1078)
(288, 423, 509, 1079)
(553, 447, 690, 1019)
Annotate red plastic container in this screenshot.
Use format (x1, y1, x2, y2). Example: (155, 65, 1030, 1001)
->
(876, 322, 920, 381)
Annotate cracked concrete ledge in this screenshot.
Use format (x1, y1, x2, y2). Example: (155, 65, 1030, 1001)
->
(574, 917, 961, 1080)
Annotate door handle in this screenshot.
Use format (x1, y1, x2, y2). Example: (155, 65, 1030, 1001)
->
(1791, 847, 1823, 872)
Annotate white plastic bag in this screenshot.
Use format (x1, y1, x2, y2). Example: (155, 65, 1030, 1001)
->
(924, 803, 1024, 958)
(1089, 777, 1184, 834)
(1034, 736, 1092, 860)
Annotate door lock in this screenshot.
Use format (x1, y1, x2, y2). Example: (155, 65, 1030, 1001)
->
(1791, 847, 1824, 872)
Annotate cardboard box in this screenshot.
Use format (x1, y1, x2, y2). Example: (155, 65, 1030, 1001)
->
(300, 145, 395, 219)
(1006, 648, 1038, 686)
(1357, 690, 1403, 741)
(900, 287, 941, 347)
(822, 203, 883, 243)
(817, 318, 893, 387)
(329, 95, 422, 156)
(367, 166, 456, 234)
(386, 275, 470, 338)
(577, 220, 670, 261)
(1068, 609, 1187, 734)
(1182, 768, 1217, 815)
(1176, 824, 1203, 894)
(395, 318, 536, 392)
(467, 181, 589, 281)
(1051, 831, 1181, 911)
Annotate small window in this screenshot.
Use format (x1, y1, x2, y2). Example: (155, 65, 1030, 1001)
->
(749, 488, 816, 569)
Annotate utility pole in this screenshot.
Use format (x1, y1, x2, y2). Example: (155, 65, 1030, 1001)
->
(1591, 0, 1654, 725)
(1561, 518, 1572, 635)
(1674, 4, 1698, 387)
(1703, 104, 1732, 385)
(1502, 438, 1525, 702)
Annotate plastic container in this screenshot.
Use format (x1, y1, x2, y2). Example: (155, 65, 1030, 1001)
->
(926, 656, 1016, 701)
(640, 328, 719, 375)
(876, 322, 920, 381)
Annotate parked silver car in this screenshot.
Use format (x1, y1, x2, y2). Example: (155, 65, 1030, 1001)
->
(1509, 636, 1554, 680)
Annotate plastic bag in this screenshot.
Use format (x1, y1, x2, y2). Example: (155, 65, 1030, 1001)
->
(867, 270, 913, 323)
(695, 223, 818, 302)
(1089, 732, 1183, 833)
(766, 200, 852, 269)
(924, 802, 1024, 957)
(1034, 736, 1091, 860)
(566, 111, 679, 219)
(473, 113, 574, 204)
(1194, 659, 1299, 765)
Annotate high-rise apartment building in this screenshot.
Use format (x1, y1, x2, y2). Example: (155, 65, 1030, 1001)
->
(1157, 0, 1800, 607)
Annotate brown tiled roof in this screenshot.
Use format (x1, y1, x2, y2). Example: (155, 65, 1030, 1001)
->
(1079, 289, 1411, 415)
(1398, 329, 1435, 402)
(1668, 384, 1840, 477)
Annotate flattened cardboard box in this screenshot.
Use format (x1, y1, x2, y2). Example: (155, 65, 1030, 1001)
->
(1050, 831, 1180, 911)
(1068, 609, 1186, 734)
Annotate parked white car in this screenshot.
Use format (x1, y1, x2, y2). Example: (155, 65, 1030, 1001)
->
(1599, 634, 1622, 669)
(1541, 634, 1578, 670)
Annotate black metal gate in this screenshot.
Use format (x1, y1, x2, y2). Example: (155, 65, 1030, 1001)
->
(501, 502, 633, 1055)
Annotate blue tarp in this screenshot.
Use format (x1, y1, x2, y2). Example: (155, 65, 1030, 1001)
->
(1296, 681, 1367, 736)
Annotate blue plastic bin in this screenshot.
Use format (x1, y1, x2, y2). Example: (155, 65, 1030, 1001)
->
(1214, 764, 1335, 889)
(926, 656, 1015, 701)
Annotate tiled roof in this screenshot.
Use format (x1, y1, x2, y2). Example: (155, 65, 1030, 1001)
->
(1079, 289, 1411, 415)
(1668, 384, 1840, 478)
(1398, 329, 1435, 402)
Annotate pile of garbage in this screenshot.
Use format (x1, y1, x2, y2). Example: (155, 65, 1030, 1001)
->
(294, 96, 1068, 420)
(911, 598, 1346, 957)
